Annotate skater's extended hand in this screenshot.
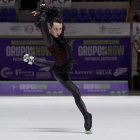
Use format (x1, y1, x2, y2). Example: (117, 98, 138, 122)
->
(40, 4, 45, 7)
(31, 11, 40, 16)
(31, 4, 46, 16)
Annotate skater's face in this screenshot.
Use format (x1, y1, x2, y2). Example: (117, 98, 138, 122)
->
(49, 22, 62, 38)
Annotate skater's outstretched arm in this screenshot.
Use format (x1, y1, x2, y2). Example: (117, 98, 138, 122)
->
(31, 6, 67, 68)
(32, 12, 55, 67)
(34, 12, 53, 47)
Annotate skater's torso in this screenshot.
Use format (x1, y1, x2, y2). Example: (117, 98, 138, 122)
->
(48, 35, 70, 66)
(35, 9, 77, 73)
(46, 34, 75, 73)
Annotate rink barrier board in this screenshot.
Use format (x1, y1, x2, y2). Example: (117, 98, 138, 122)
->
(0, 36, 131, 80)
(0, 80, 129, 96)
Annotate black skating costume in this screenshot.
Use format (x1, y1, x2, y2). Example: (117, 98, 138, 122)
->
(29, 5, 92, 132)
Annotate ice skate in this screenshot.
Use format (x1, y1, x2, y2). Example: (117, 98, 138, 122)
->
(23, 54, 34, 65)
(23, 54, 30, 62)
(28, 56, 34, 65)
(84, 113, 92, 134)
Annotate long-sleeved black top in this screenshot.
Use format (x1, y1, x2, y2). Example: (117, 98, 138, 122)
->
(33, 6, 78, 73)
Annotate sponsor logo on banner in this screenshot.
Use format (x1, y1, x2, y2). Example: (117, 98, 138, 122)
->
(24, 25, 34, 34)
(68, 39, 75, 51)
(15, 69, 34, 76)
(1, 67, 13, 78)
(6, 46, 49, 58)
(100, 25, 122, 35)
(78, 45, 124, 57)
(20, 84, 47, 90)
(99, 25, 107, 34)
(75, 70, 94, 75)
(10, 84, 64, 95)
(10, 24, 34, 34)
(114, 67, 128, 76)
(39, 67, 50, 72)
(18, 84, 47, 93)
(40, 0, 71, 7)
(12, 85, 18, 91)
(36, 67, 51, 78)
(36, 72, 51, 78)
(96, 69, 112, 75)
(83, 84, 110, 90)
(10, 26, 22, 32)
(90, 23, 130, 35)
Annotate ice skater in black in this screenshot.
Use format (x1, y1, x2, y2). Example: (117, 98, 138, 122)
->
(23, 4, 92, 134)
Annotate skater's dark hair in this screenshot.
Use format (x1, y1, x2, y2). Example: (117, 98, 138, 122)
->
(50, 17, 62, 27)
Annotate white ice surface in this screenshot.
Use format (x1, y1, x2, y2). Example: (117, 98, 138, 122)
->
(0, 96, 140, 140)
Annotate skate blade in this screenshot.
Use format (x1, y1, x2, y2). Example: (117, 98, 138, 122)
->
(23, 59, 28, 62)
(28, 61, 32, 65)
(30, 56, 34, 59)
(85, 129, 92, 134)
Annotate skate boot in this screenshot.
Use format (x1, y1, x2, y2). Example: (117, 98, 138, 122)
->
(84, 112, 92, 134)
(23, 54, 34, 65)
(23, 54, 30, 62)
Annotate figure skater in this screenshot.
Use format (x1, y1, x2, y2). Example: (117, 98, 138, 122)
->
(23, 4, 92, 134)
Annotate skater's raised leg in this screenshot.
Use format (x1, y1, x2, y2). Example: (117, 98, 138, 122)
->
(23, 54, 55, 67)
(23, 54, 92, 134)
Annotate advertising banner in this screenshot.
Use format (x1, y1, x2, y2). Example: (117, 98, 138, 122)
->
(7, 23, 131, 36)
(0, 36, 131, 80)
(40, 0, 71, 7)
(0, 81, 129, 96)
(0, 0, 15, 6)
(8, 23, 41, 36)
(0, 23, 130, 36)
(90, 23, 130, 36)
(132, 23, 140, 77)
(8, 23, 90, 36)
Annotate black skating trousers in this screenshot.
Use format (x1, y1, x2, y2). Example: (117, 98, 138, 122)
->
(52, 70, 89, 117)
(32, 57, 89, 116)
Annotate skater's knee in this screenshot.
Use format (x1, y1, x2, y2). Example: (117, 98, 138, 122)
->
(71, 88, 81, 101)
(73, 93, 81, 101)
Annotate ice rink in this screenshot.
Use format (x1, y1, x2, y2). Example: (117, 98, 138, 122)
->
(0, 96, 140, 140)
